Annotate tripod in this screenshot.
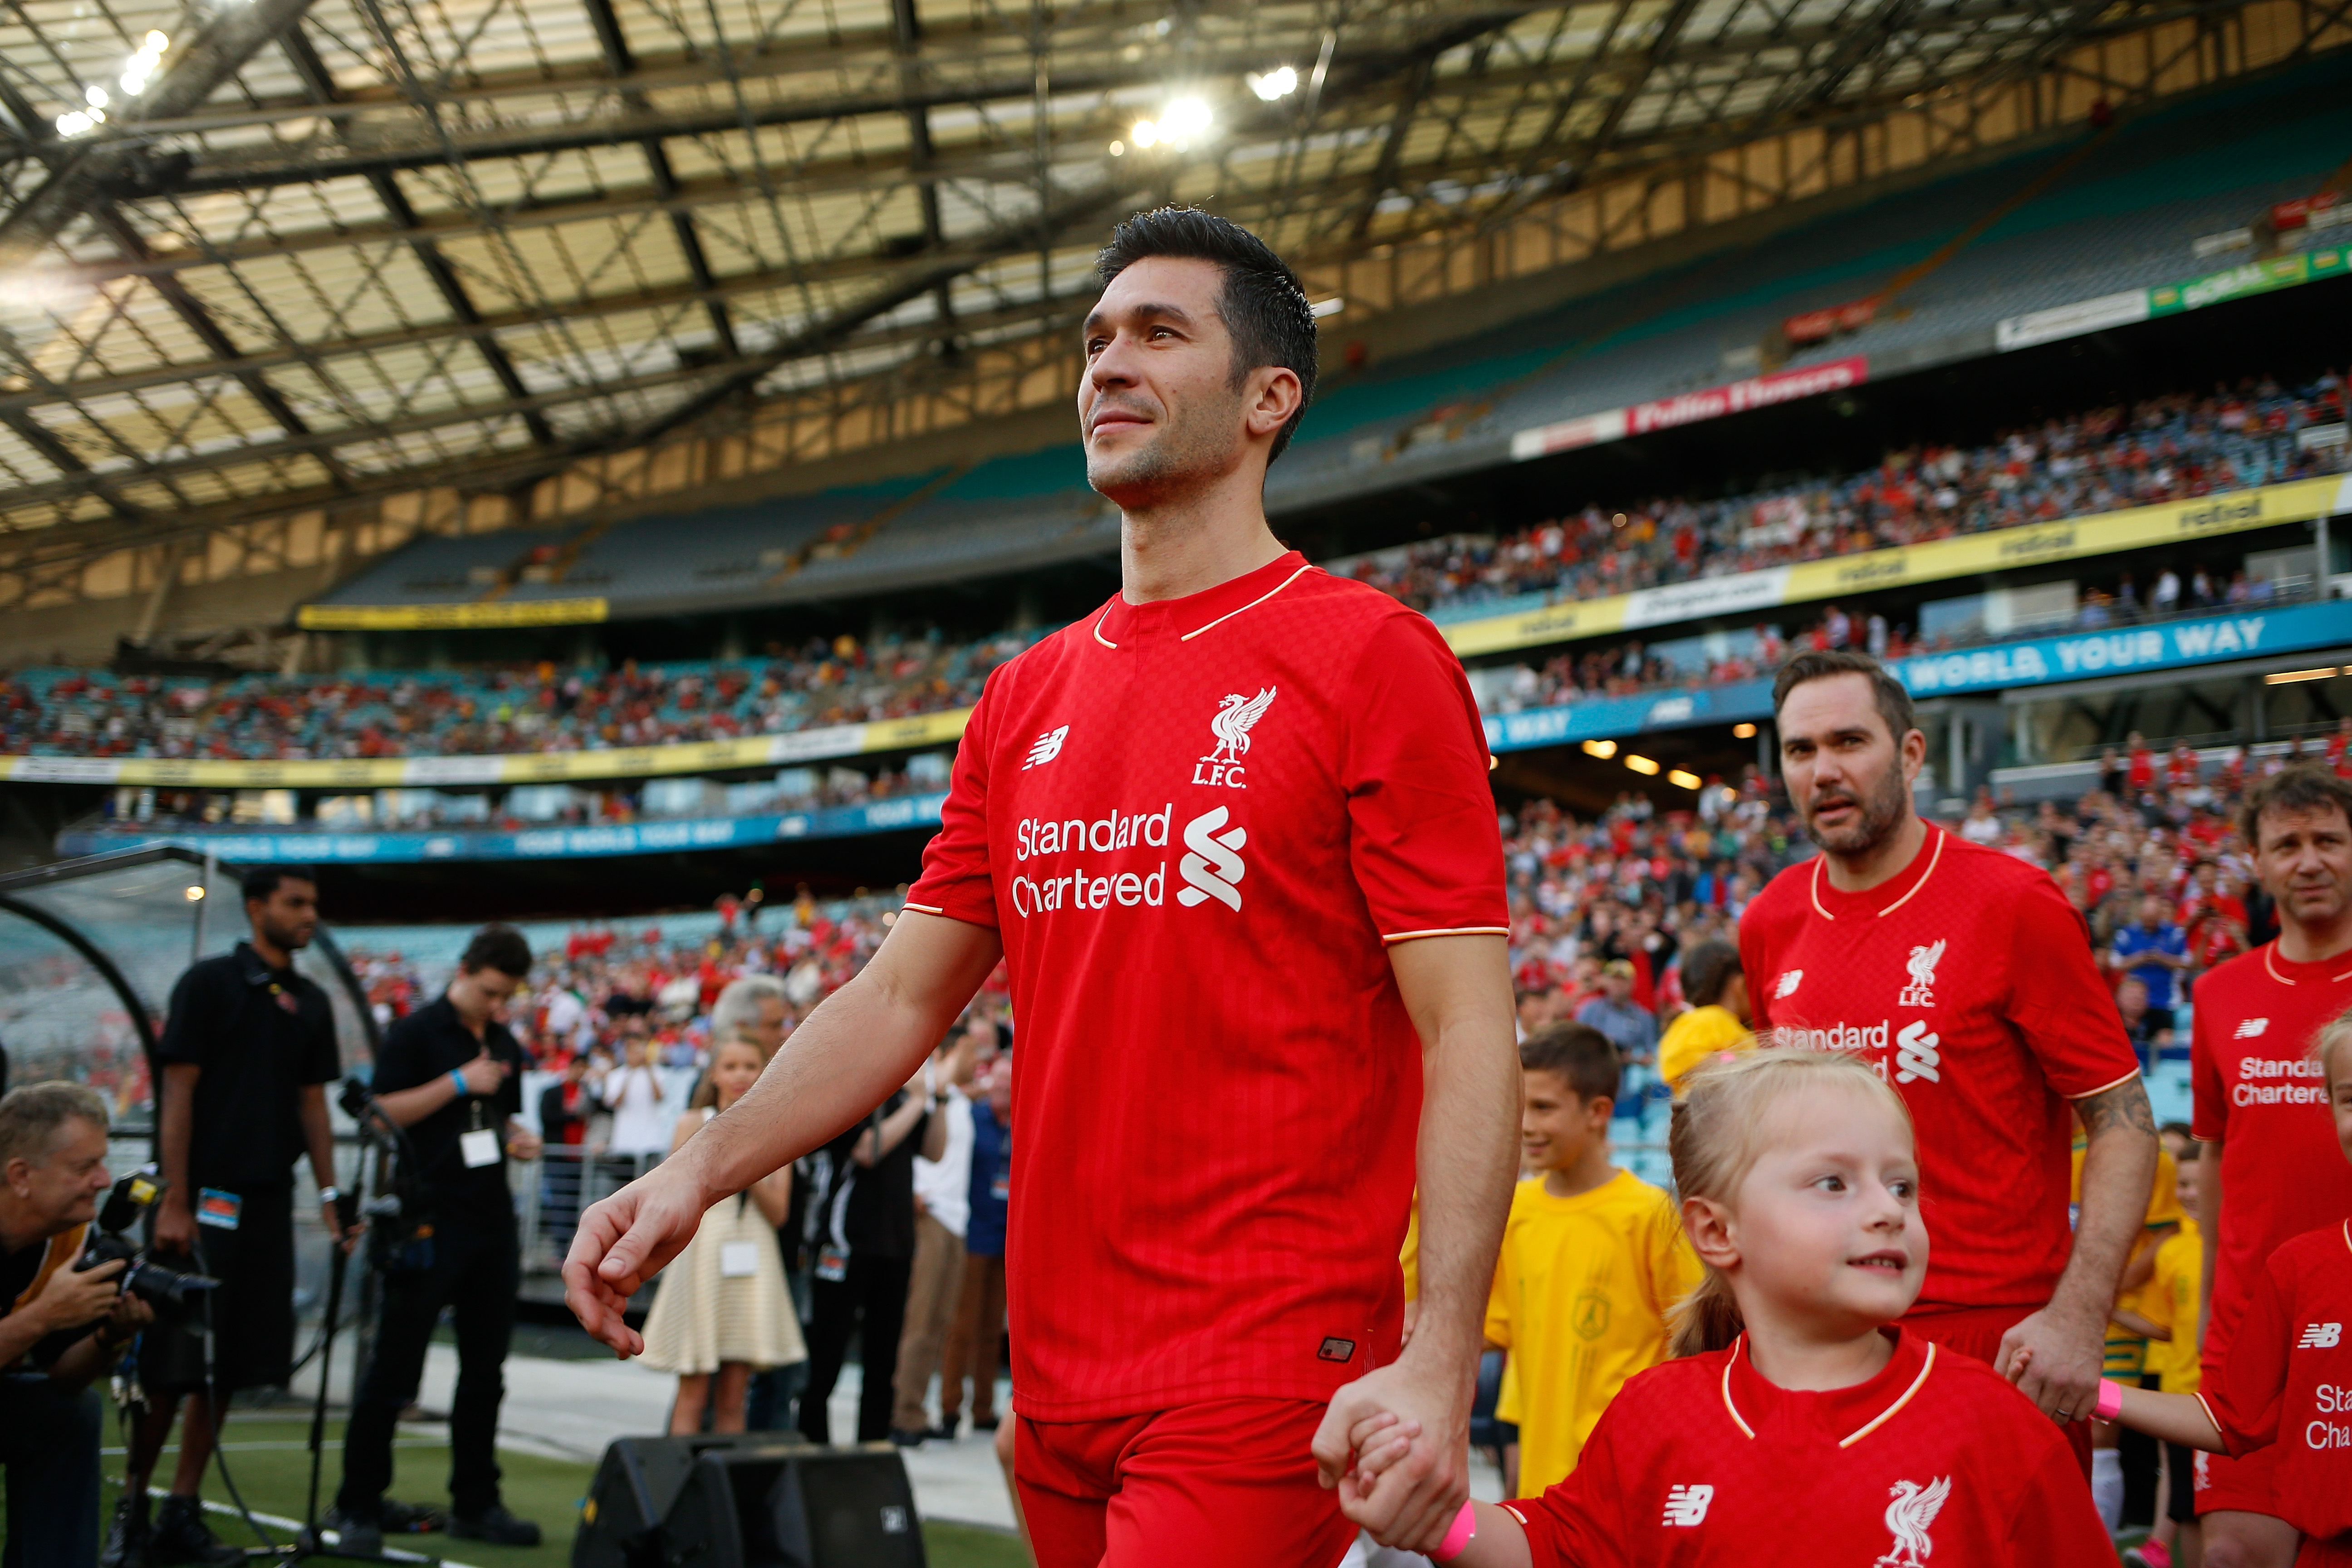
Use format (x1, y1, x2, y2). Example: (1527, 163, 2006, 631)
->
(283, 1081, 441, 1567)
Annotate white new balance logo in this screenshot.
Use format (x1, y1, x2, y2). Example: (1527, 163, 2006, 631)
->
(1661, 1484, 1713, 1527)
(1176, 806, 1247, 911)
(2235, 1018, 2270, 1039)
(1023, 725, 1069, 769)
(2298, 1323, 2342, 1349)
(1776, 970, 1804, 1000)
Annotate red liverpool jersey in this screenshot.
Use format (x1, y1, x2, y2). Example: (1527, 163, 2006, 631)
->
(905, 550, 1508, 1421)
(2198, 1220, 2352, 1544)
(1740, 826, 2140, 1315)
(1504, 1329, 2112, 1566)
(2191, 942, 2352, 1367)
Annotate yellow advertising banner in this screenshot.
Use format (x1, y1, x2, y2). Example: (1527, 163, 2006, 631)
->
(1441, 474, 2350, 661)
(296, 597, 611, 631)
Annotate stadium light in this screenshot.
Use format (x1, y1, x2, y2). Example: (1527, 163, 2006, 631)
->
(1309, 296, 1345, 319)
(1733, 722, 1758, 738)
(121, 31, 170, 95)
(1624, 755, 1661, 775)
(1250, 65, 1298, 101)
(1582, 739, 1617, 759)
(1131, 119, 1159, 148)
(2264, 665, 2343, 684)
(184, 885, 205, 902)
(1668, 769, 1702, 791)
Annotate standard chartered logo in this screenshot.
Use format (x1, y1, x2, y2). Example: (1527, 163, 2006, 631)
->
(1176, 805, 1248, 911)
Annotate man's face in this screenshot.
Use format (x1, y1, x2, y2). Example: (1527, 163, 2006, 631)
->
(742, 995, 788, 1055)
(1078, 256, 1285, 509)
(1602, 971, 1632, 1004)
(2254, 803, 2352, 931)
(249, 877, 319, 955)
(2140, 896, 2166, 930)
(7, 1115, 110, 1231)
(1778, 674, 1920, 858)
(451, 964, 522, 1029)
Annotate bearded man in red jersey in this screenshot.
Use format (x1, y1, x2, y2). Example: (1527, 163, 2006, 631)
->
(1740, 651, 2156, 1436)
(563, 208, 1522, 1567)
(2188, 762, 2352, 1568)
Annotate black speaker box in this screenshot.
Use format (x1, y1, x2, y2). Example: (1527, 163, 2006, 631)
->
(574, 1433, 803, 1568)
(662, 1445, 928, 1568)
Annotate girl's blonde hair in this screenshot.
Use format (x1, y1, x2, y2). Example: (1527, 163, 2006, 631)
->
(2314, 1006, 2352, 1090)
(1667, 1047, 1915, 1358)
(691, 1029, 771, 1111)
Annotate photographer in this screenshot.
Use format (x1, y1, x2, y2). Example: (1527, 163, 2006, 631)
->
(109, 868, 348, 1568)
(2, 1083, 152, 1567)
(329, 926, 543, 1553)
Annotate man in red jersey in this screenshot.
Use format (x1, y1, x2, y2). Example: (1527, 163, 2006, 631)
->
(2189, 762, 2352, 1568)
(561, 207, 1521, 1567)
(1741, 651, 2156, 1427)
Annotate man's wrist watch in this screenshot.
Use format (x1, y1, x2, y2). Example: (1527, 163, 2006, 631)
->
(318, 1186, 341, 1204)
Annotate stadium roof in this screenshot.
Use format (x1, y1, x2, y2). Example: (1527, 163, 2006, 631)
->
(0, 0, 2312, 564)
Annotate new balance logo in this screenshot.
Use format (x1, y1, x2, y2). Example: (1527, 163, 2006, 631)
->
(1176, 806, 1248, 911)
(2235, 1017, 2270, 1039)
(1775, 969, 1804, 1000)
(2298, 1323, 2342, 1349)
(1023, 725, 1069, 769)
(1661, 1484, 1713, 1527)
(1894, 1019, 1941, 1085)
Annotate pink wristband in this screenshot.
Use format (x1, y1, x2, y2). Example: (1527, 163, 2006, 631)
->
(1432, 1500, 1477, 1562)
(2095, 1378, 2124, 1421)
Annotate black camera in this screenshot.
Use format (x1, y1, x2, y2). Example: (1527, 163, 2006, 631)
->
(75, 1167, 220, 1312)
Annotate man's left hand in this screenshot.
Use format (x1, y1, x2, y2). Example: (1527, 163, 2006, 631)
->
(507, 1127, 544, 1162)
(321, 1201, 363, 1255)
(1310, 1351, 1472, 1553)
(1997, 1305, 2103, 1420)
(102, 1290, 153, 1343)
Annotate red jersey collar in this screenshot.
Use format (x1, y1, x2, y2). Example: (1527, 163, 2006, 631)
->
(1721, 1328, 1938, 1448)
(2258, 939, 2352, 986)
(1807, 823, 1948, 921)
(1089, 550, 1315, 648)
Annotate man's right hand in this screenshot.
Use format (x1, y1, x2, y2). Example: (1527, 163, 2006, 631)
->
(35, 1256, 128, 1334)
(562, 1161, 712, 1357)
(459, 1046, 507, 1096)
(152, 1196, 197, 1256)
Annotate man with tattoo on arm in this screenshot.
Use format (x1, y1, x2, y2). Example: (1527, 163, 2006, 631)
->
(1740, 651, 2158, 1462)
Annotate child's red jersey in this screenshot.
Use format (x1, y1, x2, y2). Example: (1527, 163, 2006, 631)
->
(1740, 827, 2140, 1315)
(2197, 1219, 2352, 1544)
(905, 551, 1508, 1420)
(1504, 1329, 2111, 1566)
(2190, 942, 2352, 1368)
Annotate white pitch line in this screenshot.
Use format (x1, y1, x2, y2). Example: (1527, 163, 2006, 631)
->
(126, 1487, 488, 1568)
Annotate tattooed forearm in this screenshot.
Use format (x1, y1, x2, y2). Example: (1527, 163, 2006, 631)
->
(2078, 1076, 2159, 1138)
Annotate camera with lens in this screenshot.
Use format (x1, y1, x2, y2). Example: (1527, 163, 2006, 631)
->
(75, 1166, 220, 1312)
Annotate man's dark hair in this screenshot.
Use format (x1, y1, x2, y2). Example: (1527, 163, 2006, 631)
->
(2159, 1119, 2192, 1143)
(1095, 206, 1318, 462)
(460, 923, 533, 979)
(2240, 760, 2352, 849)
(1680, 941, 1742, 1009)
(1520, 1021, 1621, 1105)
(241, 866, 316, 904)
(1771, 648, 1917, 744)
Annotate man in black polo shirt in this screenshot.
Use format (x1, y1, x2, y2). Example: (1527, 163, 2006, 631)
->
(106, 867, 346, 1568)
(328, 925, 544, 1553)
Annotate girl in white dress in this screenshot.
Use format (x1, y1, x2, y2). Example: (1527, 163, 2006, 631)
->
(638, 1031, 804, 1432)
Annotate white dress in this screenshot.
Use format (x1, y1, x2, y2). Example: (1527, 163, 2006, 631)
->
(638, 1112, 807, 1375)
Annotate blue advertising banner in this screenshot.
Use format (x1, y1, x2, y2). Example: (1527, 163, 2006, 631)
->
(1484, 603, 2351, 757)
(56, 792, 950, 865)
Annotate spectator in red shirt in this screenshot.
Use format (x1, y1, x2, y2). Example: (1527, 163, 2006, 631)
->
(2129, 732, 2158, 797)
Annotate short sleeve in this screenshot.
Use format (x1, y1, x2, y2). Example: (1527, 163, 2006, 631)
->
(2004, 875, 2141, 1098)
(2202, 1251, 2294, 1455)
(1338, 614, 1507, 944)
(370, 1015, 429, 1095)
(2190, 1000, 2227, 1142)
(904, 674, 1000, 929)
(2001, 1437, 2122, 1563)
(1502, 1396, 1632, 1568)
(154, 966, 218, 1069)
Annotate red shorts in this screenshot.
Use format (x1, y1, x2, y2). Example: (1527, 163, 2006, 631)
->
(1016, 1398, 1356, 1568)
(1906, 1304, 2093, 1472)
(2194, 1440, 2285, 1521)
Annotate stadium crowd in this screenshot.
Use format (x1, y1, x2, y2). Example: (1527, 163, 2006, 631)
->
(2, 378, 2343, 768)
(1341, 373, 2350, 618)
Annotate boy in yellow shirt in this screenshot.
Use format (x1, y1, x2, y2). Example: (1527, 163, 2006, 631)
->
(2114, 1150, 2204, 1568)
(1485, 1021, 1698, 1498)
(1657, 941, 1751, 1089)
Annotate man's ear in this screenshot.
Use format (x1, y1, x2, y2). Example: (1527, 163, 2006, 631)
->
(1242, 364, 1303, 442)
(1683, 1194, 1740, 1273)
